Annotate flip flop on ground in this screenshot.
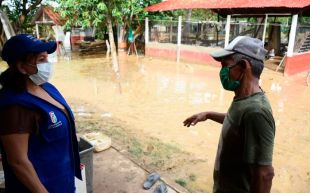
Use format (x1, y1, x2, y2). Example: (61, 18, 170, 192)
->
(143, 172, 160, 190)
(154, 183, 168, 193)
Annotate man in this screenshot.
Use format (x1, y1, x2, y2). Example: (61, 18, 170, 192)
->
(183, 36, 275, 193)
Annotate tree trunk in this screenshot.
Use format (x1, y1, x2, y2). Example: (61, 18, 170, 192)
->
(107, 14, 120, 74)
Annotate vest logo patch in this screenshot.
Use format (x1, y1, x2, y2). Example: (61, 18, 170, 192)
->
(49, 111, 57, 124)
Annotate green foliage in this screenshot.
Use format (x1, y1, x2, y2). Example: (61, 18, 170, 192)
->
(1, 0, 43, 33)
(300, 17, 310, 24)
(187, 9, 218, 21)
(56, 0, 223, 42)
(56, 0, 181, 33)
(56, 0, 107, 29)
(55, 0, 220, 40)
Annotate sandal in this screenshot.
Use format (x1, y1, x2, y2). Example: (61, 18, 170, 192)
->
(154, 183, 168, 193)
(143, 172, 160, 190)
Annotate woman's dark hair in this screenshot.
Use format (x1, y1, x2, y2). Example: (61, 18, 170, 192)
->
(0, 53, 38, 92)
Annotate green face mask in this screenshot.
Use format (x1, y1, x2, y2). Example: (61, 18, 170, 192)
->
(219, 66, 241, 91)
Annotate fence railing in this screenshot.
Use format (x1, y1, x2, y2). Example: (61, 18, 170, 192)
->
(143, 17, 310, 61)
(147, 18, 294, 49)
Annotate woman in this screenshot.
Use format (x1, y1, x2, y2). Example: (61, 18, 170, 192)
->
(0, 34, 81, 193)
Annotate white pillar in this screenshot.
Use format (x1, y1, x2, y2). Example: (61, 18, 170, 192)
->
(36, 23, 40, 39)
(145, 17, 149, 44)
(117, 25, 121, 42)
(262, 14, 268, 44)
(287, 14, 299, 57)
(224, 15, 231, 47)
(177, 16, 182, 63)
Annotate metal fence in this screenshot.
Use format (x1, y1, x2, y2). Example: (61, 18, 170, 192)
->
(181, 21, 226, 46)
(149, 19, 226, 47)
(148, 19, 293, 50)
(145, 19, 310, 64)
(146, 17, 310, 59)
(149, 20, 178, 44)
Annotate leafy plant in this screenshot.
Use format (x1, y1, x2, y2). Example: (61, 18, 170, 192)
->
(1, 0, 43, 33)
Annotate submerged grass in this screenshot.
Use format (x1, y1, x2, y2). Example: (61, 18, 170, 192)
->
(74, 107, 189, 171)
(72, 101, 203, 192)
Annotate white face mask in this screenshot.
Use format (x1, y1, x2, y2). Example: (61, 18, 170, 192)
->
(29, 62, 53, 85)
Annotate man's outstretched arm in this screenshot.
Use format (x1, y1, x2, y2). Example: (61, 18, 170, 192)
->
(183, 112, 226, 127)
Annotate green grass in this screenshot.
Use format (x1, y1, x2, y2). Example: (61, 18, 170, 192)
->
(75, 113, 188, 170)
(175, 178, 187, 187)
(73, 104, 197, 192)
(128, 138, 143, 157)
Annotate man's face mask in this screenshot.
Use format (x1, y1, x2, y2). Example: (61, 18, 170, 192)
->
(28, 62, 53, 85)
(219, 63, 242, 91)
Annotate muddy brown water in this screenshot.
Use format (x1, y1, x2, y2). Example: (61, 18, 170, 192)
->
(1, 52, 310, 193)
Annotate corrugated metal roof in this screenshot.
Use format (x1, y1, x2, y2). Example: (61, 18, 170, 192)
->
(145, 0, 310, 12)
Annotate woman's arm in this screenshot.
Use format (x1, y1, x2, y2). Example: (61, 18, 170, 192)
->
(1, 133, 49, 193)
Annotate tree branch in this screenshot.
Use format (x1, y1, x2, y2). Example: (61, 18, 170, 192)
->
(25, 0, 42, 15)
(22, 0, 27, 13)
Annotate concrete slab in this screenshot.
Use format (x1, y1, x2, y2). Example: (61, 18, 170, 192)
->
(93, 147, 182, 193)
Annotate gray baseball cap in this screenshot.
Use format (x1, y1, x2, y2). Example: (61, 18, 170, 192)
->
(211, 36, 267, 62)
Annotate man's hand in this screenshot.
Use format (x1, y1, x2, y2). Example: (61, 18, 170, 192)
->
(183, 112, 226, 127)
(183, 112, 209, 127)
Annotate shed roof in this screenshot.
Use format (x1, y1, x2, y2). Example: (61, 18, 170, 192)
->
(145, 0, 310, 16)
(32, 5, 64, 25)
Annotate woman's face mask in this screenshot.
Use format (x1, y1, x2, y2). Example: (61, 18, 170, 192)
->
(28, 62, 53, 85)
(219, 64, 242, 91)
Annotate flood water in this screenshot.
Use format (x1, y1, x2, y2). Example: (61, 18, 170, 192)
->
(1, 52, 310, 192)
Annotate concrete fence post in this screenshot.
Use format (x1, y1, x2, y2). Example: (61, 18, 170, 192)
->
(177, 16, 182, 63)
(224, 15, 231, 48)
(145, 17, 149, 44)
(287, 14, 299, 57)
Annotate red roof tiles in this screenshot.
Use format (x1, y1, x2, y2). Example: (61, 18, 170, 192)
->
(145, 0, 310, 13)
(32, 5, 64, 25)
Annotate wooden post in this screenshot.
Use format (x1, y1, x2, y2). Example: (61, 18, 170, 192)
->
(262, 14, 268, 45)
(36, 23, 40, 39)
(287, 14, 298, 57)
(224, 15, 231, 47)
(177, 16, 182, 63)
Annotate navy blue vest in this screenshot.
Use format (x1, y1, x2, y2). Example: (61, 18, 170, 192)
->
(0, 83, 81, 193)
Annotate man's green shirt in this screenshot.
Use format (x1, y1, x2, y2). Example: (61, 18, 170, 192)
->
(213, 92, 275, 193)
